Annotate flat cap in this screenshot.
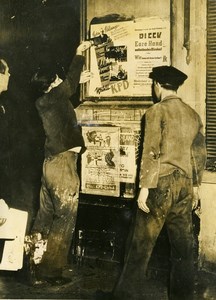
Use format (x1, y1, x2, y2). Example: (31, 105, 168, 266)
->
(149, 65, 188, 87)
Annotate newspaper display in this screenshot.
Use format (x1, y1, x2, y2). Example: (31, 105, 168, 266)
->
(88, 17, 170, 98)
(81, 126, 120, 196)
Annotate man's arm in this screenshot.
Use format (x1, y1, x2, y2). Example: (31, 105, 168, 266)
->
(137, 187, 150, 213)
(191, 116, 207, 209)
(191, 117, 207, 186)
(61, 41, 92, 97)
(139, 105, 162, 189)
(36, 41, 92, 110)
(138, 105, 162, 213)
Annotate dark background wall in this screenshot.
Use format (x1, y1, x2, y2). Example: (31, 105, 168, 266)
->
(0, 0, 80, 232)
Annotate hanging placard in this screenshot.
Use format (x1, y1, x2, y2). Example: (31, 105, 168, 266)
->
(81, 126, 120, 196)
(87, 16, 170, 99)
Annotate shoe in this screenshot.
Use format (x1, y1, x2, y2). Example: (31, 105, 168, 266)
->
(45, 276, 72, 286)
(31, 279, 51, 287)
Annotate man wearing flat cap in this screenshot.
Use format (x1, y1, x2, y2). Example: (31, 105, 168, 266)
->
(111, 66, 207, 300)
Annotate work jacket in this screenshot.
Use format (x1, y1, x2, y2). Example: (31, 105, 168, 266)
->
(35, 55, 86, 158)
(139, 95, 207, 188)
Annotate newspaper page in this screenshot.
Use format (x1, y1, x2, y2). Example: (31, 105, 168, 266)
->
(0, 208, 28, 271)
(132, 17, 170, 96)
(81, 126, 120, 196)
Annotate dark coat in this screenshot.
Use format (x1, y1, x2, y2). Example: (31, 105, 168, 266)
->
(35, 55, 85, 158)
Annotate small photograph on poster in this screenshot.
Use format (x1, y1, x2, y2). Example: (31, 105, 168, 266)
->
(81, 126, 120, 197)
(90, 28, 112, 46)
(88, 20, 133, 96)
(106, 45, 127, 62)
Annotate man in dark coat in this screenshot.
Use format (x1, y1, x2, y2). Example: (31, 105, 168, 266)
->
(0, 59, 10, 197)
(112, 66, 207, 300)
(0, 59, 10, 96)
(29, 41, 92, 285)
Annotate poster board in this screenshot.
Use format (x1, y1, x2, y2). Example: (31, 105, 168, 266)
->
(85, 16, 170, 100)
(81, 126, 140, 197)
(81, 126, 121, 196)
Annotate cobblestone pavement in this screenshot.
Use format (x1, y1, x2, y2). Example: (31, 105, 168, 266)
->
(0, 261, 216, 299)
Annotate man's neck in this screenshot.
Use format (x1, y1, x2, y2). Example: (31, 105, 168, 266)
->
(161, 89, 177, 101)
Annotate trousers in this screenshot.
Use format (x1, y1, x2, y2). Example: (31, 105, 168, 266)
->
(32, 150, 80, 278)
(113, 170, 194, 300)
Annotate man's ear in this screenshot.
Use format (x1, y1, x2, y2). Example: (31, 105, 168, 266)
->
(155, 81, 161, 89)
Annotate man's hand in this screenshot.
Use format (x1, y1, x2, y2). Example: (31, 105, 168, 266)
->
(79, 70, 93, 84)
(137, 187, 150, 213)
(192, 186, 200, 210)
(76, 41, 92, 55)
(0, 199, 9, 226)
(0, 59, 8, 69)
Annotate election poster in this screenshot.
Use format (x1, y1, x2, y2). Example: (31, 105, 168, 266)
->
(120, 127, 137, 183)
(81, 126, 120, 196)
(88, 17, 170, 98)
(81, 126, 141, 197)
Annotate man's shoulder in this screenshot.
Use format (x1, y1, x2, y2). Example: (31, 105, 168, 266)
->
(163, 96, 199, 114)
(171, 98, 202, 126)
(180, 99, 201, 118)
(35, 92, 52, 110)
(145, 102, 161, 114)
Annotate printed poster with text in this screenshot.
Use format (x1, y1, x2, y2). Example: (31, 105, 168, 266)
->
(88, 17, 170, 97)
(81, 126, 120, 196)
(120, 127, 137, 183)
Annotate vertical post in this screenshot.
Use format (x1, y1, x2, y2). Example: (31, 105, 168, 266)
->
(183, 0, 191, 64)
(80, 0, 87, 41)
(79, 0, 88, 101)
(170, 0, 174, 63)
